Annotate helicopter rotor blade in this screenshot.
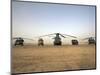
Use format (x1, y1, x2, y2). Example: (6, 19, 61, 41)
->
(12, 37, 21, 39)
(82, 38, 89, 40)
(12, 37, 34, 41)
(35, 33, 77, 39)
(82, 37, 95, 40)
(38, 33, 56, 38)
(62, 34, 77, 38)
(59, 34, 66, 38)
(12, 38, 18, 39)
(23, 38, 34, 41)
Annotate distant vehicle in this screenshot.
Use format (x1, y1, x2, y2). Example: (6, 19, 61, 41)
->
(37, 33, 77, 46)
(71, 40, 78, 45)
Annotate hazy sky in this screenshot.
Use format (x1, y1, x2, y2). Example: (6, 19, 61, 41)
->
(12, 1, 96, 44)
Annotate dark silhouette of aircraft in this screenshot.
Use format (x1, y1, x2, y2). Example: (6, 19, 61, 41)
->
(13, 37, 34, 46)
(83, 37, 96, 45)
(37, 33, 77, 46)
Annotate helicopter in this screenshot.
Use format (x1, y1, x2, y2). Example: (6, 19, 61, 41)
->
(37, 33, 77, 46)
(71, 39, 78, 45)
(38, 38, 44, 46)
(12, 37, 34, 46)
(83, 37, 96, 45)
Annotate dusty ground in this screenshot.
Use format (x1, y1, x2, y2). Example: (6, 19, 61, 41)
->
(12, 45, 96, 74)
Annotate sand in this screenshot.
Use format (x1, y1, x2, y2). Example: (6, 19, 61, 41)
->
(11, 44, 96, 74)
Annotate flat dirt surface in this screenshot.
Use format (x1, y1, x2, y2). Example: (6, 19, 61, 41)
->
(12, 45, 96, 74)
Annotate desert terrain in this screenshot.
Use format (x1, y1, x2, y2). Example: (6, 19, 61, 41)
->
(12, 44, 96, 74)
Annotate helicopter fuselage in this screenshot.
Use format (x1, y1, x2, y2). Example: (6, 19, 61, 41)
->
(15, 38, 24, 46)
(38, 38, 44, 46)
(88, 38, 95, 44)
(71, 40, 78, 45)
(54, 34, 62, 46)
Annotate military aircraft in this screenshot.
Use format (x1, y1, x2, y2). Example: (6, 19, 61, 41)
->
(37, 33, 78, 46)
(83, 37, 96, 44)
(12, 37, 34, 46)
